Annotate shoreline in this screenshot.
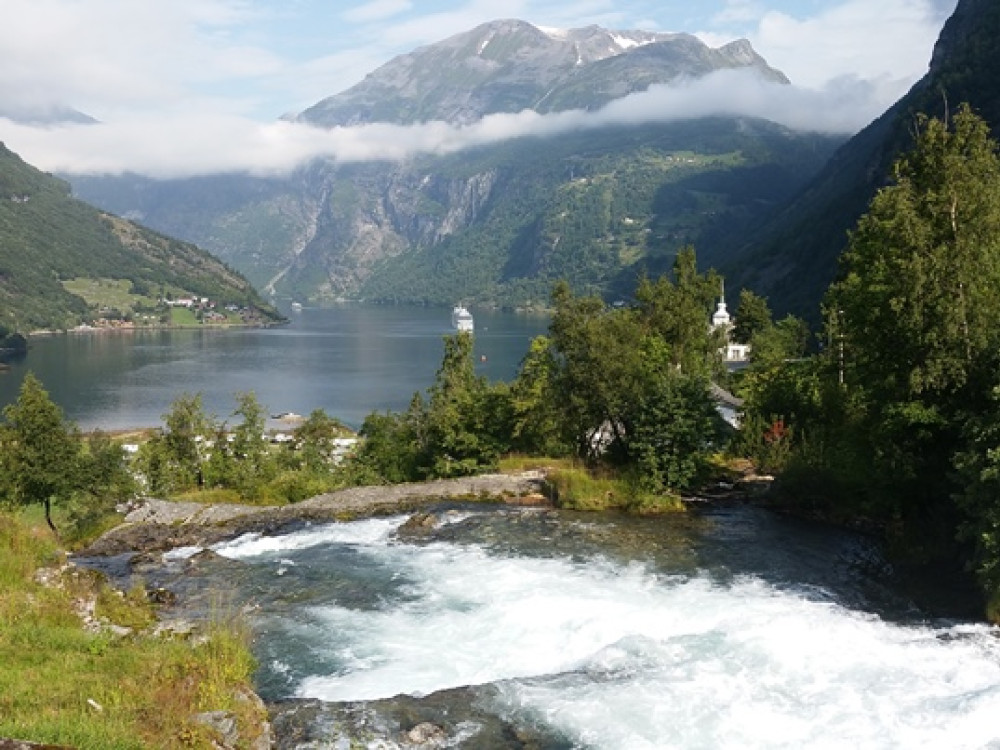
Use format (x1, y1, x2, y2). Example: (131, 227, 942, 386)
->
(26, 318, 288, 338)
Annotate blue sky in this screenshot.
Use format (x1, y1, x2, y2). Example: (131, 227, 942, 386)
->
(0, 0, 959, 177)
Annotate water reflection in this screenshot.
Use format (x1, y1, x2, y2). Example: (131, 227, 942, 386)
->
(0, 305, 548, 430)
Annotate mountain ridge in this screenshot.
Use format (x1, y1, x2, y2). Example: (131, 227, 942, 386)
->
(296, 19, 788, 128)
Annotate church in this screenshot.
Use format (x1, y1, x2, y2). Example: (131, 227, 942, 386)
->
(711, 286, 750, 365)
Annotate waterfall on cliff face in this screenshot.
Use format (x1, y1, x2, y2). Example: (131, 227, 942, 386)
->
(201, 507, 1000, 748)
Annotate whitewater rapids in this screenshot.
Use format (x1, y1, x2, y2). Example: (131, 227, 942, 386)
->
(198, 507, 1000, 749)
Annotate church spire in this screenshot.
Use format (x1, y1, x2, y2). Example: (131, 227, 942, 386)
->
(712, 279, 730, 329)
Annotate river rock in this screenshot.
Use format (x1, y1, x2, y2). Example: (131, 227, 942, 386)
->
(396, 512, 439, 538)
(504, 491, 550, 506)
(196, 710, 237, 747)
(147, 586, 177, 605)
(404, 721, 447, 745)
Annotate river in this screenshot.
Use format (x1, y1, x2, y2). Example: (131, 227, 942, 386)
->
(112, 501, 999, 749)
(0, 305, 548, 430)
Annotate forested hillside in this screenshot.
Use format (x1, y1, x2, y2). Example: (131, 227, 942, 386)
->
(724, 0, 1000, 321)
(72, 119, 841, 309)
(352, 119, 840, 306)
(0, 143, 280, 331)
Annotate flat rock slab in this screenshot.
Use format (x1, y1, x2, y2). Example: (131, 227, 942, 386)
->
(124, 498, 263, 526)
(83, 472, 548, 556)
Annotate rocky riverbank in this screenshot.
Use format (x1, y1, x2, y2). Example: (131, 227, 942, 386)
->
(78, 471, 549, 558)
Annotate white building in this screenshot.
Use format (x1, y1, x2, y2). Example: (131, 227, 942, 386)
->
(711, 286, 750, 365)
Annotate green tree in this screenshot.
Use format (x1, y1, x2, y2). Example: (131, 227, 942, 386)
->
(162, 393, 211, 489)
(0, 373, 81, 532)
(634, 248, 725, 379)
(355, 407, 422, 484)
(66, 430, 138, 540)
(548, 281, 645, 458)
(508, 336, 571, 456)
(824, 104, 1000, 562)
(546, 250, 726, 490)
(136, 393, 213, 495)
(293, 409, 348, 472)
(732, 289, 772, 346)
(229, 391, 274, 498)
(750, 315, 810, 367)
(625, 337, 721, 495)
(424, 333, 504, 477)
(830, 105, 1000, 405)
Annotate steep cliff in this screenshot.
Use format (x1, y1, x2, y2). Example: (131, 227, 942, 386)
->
(724, 0, 1000, 321)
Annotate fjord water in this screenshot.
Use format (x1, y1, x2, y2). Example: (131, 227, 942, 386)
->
(159, 504, 1000, 749)
(0, 305, 548, 430)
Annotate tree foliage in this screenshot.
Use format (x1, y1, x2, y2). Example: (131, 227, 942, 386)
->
(747, 105, 1000, 613)
(830, 105, 1000, 405)
(823, 105, 1000, 533)
(0, 373, 80, 531)
(0, 143, 280, 332)
(355, 333, 511, 481)
(354, 248, 727, 498)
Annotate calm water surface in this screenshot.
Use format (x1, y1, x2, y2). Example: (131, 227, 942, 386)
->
(0, 305, 548, 430)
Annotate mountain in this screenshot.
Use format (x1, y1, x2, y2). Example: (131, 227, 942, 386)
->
(0, 142, 281, 331)
(297, 19, 787, 127)
(723, 0, 1000, 322)
(0, 105, 97, 125)
(69, 20, 838, 309)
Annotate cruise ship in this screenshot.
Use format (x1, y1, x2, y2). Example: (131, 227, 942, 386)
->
(451, 304, 474, 333)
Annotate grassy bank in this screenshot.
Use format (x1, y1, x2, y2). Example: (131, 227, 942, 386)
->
(0, 512, 265, 749)
(499, 456, 686, 513)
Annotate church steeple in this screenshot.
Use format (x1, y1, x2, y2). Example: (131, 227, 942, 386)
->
(712, 279, 730, 329)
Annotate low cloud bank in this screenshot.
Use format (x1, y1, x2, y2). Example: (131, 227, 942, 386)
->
(0, 69, 910, 179)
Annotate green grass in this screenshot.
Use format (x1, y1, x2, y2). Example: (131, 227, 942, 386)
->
(0, 512, 265, 749)
(506, 457, 685, 514)
(546, 466, 626, 511)
(498, 455, 578, 474)
(62, 277, 156, 313)
(169, 307, 200, 326)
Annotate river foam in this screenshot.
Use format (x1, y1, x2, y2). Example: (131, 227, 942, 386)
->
(215, 515, 1000, 748)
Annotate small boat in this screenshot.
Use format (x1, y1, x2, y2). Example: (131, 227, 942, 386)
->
(290, 302, 303, 312)
(451, 304, 474, 333)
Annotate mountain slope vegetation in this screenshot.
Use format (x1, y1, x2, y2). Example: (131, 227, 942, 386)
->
(723, 0, 1000, 322)
(0, 143, 279, 331)
(348, 119, 841, 306)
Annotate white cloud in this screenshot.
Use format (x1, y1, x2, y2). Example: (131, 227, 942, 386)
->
(0, 0, 282, 120)
(0, 0, 955, 180)
(0, 69, 886, 179)
(745, 0, 950, 89)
